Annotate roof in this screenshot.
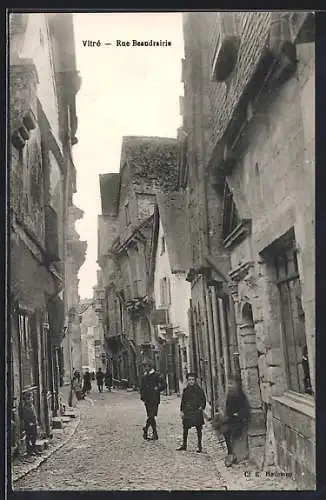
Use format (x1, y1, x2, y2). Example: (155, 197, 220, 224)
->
(99, 173, 120, 215)
(156, 191, 191, 273)
(120, 136, 179, 192)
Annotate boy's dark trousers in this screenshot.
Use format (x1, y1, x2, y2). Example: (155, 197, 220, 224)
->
(25, 424, 37, 454)
(182, 424, 202, 451)
(143, 402, 159, 439)
(98, 383, 103, 393)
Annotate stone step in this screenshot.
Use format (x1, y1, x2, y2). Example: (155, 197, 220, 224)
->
(52, 417, 63, 429)
(35, 439, 49, 452)
(63, 411, 76, 418)
(61, 416, 73, 424)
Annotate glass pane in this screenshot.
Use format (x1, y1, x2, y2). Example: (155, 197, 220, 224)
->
(286, 249, 297, 276)
(279, 283, 299, 392)
(277, 254, 287, 280)
(288, 279, 307, 393)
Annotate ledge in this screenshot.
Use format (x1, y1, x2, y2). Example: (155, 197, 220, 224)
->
(223, 219, 252, 249)
(229, 261, 254, 282)
(272, 391, 315, 419)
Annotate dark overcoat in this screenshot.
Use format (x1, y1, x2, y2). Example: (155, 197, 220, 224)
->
(105, 372, 112, 386)
(224, 390, 250, 437)
(180, 384, 206, 428)
(22, 403, 37, 431)
(140, 370, 166, 405)
(213, 390, 250, 438)
(96, 371, 104, 384)
(83, 372, 92, 391)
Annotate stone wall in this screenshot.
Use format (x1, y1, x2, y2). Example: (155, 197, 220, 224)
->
(182, 12, 315, 487)
(225, 37, 315, 486)
(272, 397, 315, 489)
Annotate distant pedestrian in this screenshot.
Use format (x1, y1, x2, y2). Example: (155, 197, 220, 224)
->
(83, 370, 92, 393)
(22, 392, 41, 456)
(91, 371, 96, 381)
(96, 368, 105, 393)
(176, 372, 206, 453)
(212, 375, 250, 467)
(105, 369, 112, 391)
(71, 370, 84, 402)
(140, 360, 166, 441)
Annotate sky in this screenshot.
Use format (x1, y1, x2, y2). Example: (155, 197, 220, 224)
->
(72, 13, 184, 299)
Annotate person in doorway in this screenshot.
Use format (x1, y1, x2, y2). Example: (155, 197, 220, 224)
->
(140, 360, 166, 441)
(22, 393, 42, 456)
(105, 369, 112, 391)
(212, 375, 250, 467)
(83, 370, 92, 393)
(96, 367, 105, 393)
(176, 372, 206, 453)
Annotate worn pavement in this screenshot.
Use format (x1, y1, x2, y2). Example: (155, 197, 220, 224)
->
(13, 390, 298, 491)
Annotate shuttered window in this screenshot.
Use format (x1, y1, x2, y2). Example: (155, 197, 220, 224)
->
(222, 180, 240, 240)
(160, 277, 171, 306)
(18, 311, 37, 389)
(44, 205, 59, 262)
(275, 239, 312, 395)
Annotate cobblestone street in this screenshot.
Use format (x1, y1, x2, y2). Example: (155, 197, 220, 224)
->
(14, 390, 227, 491)
(13, 389, 299, 491)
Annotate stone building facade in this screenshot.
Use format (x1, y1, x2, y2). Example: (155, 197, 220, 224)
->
(180, 11, 315, 488)
(80, 298, 98, 373)
(150, 193, 192, 394)
(9, 13, 84, 454)
(61, 205, 87, 384)
(97, 136, 179, 388)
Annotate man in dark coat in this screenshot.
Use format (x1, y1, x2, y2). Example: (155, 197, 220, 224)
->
(105, 369, 112, 391)
(22, 392, 41, 455)
(96, 368, 105, 393)
(83, 370, 92, 393)
(177, 372, 206, 453)
(140, 360, 166, 440)
(212, 375, 250, 467)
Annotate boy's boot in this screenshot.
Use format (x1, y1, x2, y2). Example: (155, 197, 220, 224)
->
(152, 419, 158, 440)
(196, 426, 203, 453)
(177, 427, 188, 450)
(143, 419, 150, 440)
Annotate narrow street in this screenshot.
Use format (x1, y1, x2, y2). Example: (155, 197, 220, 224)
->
(9, 12, 315, 492)
(14, 391, 226, 491)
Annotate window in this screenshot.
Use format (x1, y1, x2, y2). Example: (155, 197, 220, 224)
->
(160, 277, 171, 306)
(222, 180, 240, 240)
(161, 236, 166, 255)
(124, 202, 130, 226)
(18, 312, 36, 389)
(44, 205, 59, 262)
(274, 232, 312, 395)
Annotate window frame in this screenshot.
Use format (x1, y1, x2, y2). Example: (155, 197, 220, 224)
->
(124, 201, 131, 226)
(272, 236, 313, 397)
(222, 180, 240, 240)
(160, 236, 166, 255)
(18, 309, 37, 390)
